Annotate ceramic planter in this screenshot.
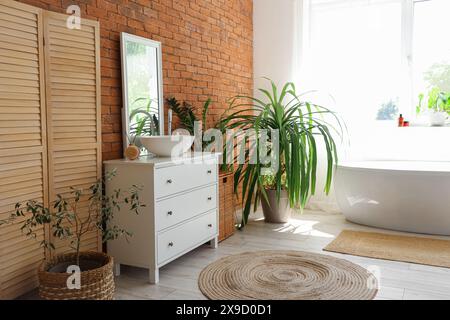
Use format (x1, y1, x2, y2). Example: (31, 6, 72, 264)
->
(429, 111, 448, 126)
(261, 189, 292, 223)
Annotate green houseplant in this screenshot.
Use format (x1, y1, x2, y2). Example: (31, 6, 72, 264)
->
(220, 79, 343, 227)
(417, 88, 450, 126)
(167, 97, 231, 172)
(0, 170, 144, 300)
(166, 97, 212, 136)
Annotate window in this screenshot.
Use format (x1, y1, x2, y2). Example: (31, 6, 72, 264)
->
(412, 0, 450, 102)
(300, 0, 450, 126)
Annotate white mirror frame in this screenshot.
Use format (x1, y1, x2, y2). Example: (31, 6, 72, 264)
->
(120, 32, 164, 152)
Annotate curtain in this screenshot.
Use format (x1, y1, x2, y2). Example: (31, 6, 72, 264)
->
(300, 0, 404, 212)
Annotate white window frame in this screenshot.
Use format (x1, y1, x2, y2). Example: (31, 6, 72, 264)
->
(299, 0, 435, 118)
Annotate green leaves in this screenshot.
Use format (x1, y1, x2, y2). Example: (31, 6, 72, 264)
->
(167, 96, 214, 134)
(221, 79, 342, 228)
(129, 97, 160, 136)
(417, 87, 450, 114)
(201, 98, 212, 132)
(0, 171, 145, 265)
(166, 97, 198, 136)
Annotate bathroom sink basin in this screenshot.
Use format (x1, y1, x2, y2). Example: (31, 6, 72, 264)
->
(139, 135, 195, 157)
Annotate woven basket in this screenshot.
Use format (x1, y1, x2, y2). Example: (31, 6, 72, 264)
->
(218, 171, 235, 242)
(38, 251, 114, 300)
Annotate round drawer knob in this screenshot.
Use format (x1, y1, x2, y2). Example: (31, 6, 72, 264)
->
(168, 242, 174, 247)
(167, 179, 173, 184)
(208, 224, 213, 228)
(207, 170, 212, 174)
(167, 211, 173, 216)
(207, 196, 212, 200)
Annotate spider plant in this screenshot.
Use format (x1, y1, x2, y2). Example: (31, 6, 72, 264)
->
(220, 79, 343, 228)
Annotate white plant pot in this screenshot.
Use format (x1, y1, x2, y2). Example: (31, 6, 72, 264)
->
(429, 112, 448, 127)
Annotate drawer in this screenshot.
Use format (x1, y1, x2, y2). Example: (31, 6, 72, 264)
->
(155, 185, 217, 231)
(154, 163, 217, 198)
(157, 210, 217, 265)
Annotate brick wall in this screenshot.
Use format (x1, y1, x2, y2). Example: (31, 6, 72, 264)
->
(16, 0, 253, 160)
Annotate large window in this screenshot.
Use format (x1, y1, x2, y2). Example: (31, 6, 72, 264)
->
(412, 0, 450, 101)
(300, 0, 450, 125)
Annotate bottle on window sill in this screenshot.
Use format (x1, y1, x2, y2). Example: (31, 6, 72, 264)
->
(398, 114, 404, 127)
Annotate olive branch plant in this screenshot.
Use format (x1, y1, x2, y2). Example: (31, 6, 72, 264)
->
(0, 170, 145, 267)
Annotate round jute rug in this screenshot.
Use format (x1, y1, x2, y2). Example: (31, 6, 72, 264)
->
(198, 250, 378, 300)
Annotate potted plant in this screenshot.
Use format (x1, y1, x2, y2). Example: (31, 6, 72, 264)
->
(219, 79, 342, 227)
(260, 167, 290, 223)
(0, 170, 144, 300)
(166, 97, 210, 137)
(416, 87, 450, 126)
(167, 97, 231, 172)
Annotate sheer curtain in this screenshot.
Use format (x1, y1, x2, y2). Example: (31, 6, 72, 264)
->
(299, 0, 404, 212)
(299, 0, 400, 211)
(298, 0, 450, 213)
(300, 0, 405, 129)
(298, 0, 450, 159)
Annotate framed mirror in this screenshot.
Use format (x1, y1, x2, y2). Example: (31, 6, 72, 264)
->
(120, 32, 164, 151)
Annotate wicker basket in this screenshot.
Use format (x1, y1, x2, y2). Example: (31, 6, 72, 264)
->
(38, 251, 114, 300)
(219, 171, 236, 242)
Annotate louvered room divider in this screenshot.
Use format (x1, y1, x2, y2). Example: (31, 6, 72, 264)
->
(43, 12, 102, 256)
(0, 1, 101, 299)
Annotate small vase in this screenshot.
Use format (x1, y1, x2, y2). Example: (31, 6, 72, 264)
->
(124, 144, 140, 160)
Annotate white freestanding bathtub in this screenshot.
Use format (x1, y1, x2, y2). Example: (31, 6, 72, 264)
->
(335, 161, 450, 236)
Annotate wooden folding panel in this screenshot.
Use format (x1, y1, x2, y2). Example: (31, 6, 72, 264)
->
(0, 1, 47, 299)
(43, 12, 102, 255)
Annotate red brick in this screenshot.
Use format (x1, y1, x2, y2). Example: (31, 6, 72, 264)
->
(103, 133, 122, 143)
(16, 0, 253, 162)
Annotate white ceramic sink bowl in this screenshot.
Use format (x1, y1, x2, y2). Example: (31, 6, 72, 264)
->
(139, 135, 195, 157)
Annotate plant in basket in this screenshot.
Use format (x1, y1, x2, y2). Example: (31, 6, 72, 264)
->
(0, 170, 144, 300)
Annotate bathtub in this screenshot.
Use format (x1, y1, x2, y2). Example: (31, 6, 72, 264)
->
(335, 161, 450, 236)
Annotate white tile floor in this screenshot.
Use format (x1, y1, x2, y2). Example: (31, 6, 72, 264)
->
(114, 209, 450, 300)
(20, 209, 450, 300)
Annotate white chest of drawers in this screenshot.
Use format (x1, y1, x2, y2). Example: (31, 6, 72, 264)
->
(104, 153, 220, 283)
